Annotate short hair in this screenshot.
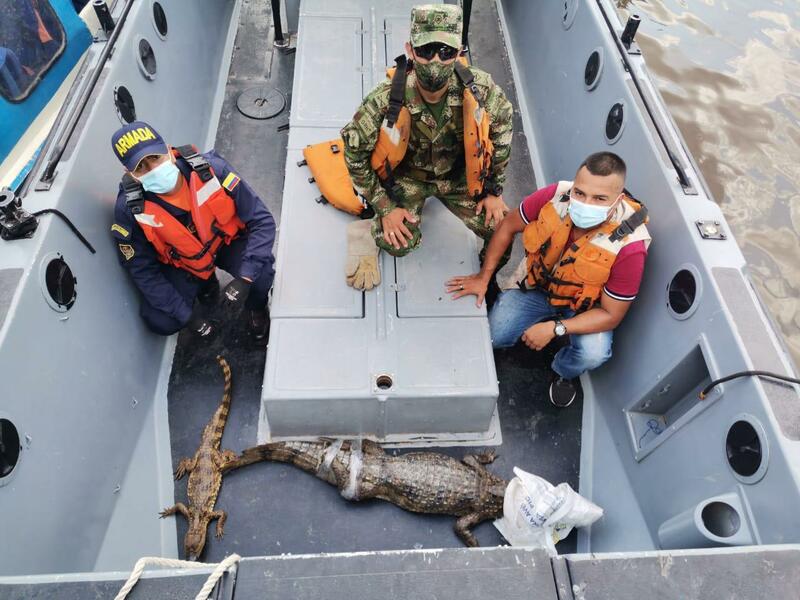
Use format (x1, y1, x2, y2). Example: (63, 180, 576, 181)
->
(579, 152, 626, 180)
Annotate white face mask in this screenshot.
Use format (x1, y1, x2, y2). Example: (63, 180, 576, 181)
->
(136, 159, 180, 194)
(568, 193, 622, 228)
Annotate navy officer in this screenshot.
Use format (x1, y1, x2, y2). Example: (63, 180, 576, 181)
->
(110, 121, 275, 343)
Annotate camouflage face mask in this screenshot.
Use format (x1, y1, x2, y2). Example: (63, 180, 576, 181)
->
(415, 60, 455, 92)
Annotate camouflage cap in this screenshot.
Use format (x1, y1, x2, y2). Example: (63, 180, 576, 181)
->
(410, 4, 462, 49)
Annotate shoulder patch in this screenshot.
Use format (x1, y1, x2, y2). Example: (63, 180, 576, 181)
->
(118, 243, 135, 261)
(222, 172, 241, 192)
(111, 223, 130, 238)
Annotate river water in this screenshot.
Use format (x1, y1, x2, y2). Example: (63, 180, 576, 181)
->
(615, 0, 800, 369)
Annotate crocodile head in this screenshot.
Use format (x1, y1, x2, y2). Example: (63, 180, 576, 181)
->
(184, 514, 209, 561)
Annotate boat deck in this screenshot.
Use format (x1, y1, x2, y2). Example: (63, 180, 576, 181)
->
(165, 0, 581, 561)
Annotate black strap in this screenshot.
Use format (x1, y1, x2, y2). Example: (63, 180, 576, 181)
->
(454, 61, 483, 106)
(174, 144, 213, 183)
(609, 204, 648, 242)
(121, 174, 145, 215)
(462, 0, 473, 50)
(386, 55, 409, 128)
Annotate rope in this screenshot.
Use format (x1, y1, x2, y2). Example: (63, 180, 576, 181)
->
(113, 553, 241, 600)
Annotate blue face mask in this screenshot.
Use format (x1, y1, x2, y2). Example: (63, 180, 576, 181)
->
(568, 195, 618, 229)
(136, 160, 180, 194)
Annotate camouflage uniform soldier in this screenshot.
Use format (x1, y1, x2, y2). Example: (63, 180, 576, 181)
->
(341, 4, 514, 264)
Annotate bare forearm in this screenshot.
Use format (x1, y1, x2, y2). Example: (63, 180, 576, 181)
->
(562, 308, 621, 335)
(478, 221, 515, 280)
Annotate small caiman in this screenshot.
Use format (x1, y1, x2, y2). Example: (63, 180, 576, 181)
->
(160, 355, 241, 560)
(230, 439, 508, 547)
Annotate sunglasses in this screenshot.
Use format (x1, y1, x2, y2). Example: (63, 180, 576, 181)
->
(413, 43, 459, 61)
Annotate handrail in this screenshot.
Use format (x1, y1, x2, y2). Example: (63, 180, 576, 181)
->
(36, 0, 136, 191)
(595, 1, 696, 194)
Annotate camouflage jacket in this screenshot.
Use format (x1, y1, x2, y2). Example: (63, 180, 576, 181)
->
(341, 65, 514, 216)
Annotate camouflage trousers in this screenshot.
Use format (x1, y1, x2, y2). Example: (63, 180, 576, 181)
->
(371, 174, 511, 268)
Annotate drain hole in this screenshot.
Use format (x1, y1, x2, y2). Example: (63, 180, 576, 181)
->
(0, 419, 20, 479)
(45, 256, 76, 310)
(605, 102, 625, 143)
(114, 86, 136, 123)
(153, 2, 168, 38)
(668, 269, 697, 315)
(376, 375, 393, 390)
(584, 49, 602, 90)
(727, 420, 762, 477)
(137, 38, 157, 79)
(701, 502, 740, 538)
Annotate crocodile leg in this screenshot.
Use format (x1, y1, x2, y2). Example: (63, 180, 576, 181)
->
(462, 449, 497, 471)
(160, 502, 190, 520)
(209, 510, 227, 538)
(454, 512, 484, 547)
(174, 456, 198, 480)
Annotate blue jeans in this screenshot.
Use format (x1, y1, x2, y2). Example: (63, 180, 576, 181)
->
(488, 289, 613, 380)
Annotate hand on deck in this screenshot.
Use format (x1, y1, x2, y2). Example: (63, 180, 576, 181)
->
(475, 194, 509, 227)
(446, 273, 490, 307)
(381, 208, 418, 250)
(521, 321, 555, 351)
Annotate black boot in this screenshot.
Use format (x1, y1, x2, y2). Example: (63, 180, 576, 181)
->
(247, 307, 270, 344)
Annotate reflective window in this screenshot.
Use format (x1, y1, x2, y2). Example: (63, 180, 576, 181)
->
(0, 0, 66, 102)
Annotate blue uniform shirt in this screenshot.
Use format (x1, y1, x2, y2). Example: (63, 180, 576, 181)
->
(110, 149, 276, 324)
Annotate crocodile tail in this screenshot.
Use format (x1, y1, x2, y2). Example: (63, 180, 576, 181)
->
(208, 355, 233, 447)
(234, 441, 328, 475)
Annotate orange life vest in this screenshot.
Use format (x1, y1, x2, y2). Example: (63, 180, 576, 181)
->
(371, 55, 494, 199)
(124, 146, 245, 279)
(300, 55, 494, 215)
(522, 181, 651, 312)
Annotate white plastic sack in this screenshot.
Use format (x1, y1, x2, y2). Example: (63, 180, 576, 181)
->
(493, 467, 603, 553)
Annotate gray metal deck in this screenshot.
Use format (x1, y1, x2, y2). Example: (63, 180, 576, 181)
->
(164, 0, 575, 562)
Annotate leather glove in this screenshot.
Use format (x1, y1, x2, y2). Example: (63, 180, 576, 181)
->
(345, 220, 381, 290)
(222, 277, 251, 307)
(188, 315, 215, 339)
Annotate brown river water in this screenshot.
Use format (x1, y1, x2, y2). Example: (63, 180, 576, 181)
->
(615, 0, 800, 368)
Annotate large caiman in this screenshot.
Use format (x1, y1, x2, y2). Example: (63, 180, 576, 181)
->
(229, 439, 508, 546)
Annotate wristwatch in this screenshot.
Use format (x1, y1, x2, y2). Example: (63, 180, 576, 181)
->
(553, 320, 567, 337)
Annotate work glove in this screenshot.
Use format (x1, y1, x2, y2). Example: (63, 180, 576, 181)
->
(345, 220, 381, 290)
(222, 277, 251, 308)
(188, 315, 215, 339)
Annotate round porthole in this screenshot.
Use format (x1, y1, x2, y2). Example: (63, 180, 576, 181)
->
(584, 48, 604, 91)
(0, 418, 21, 482)
(666, 264, 701, 319)
(726, 416, 768, 483)
(152, 1, 168, 39)
(114, 85, 136, 123)
(562, 0, 579, 30)
(40, 252, 77, 312)
(605, 101, 625, 144)
(135, 37, 157, 80)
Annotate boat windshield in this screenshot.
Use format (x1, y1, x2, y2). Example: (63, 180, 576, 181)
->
(0, 0, 66, 102)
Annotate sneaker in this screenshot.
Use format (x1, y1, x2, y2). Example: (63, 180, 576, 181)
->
(549, 376, 577, 408)
(247, 308, 270, 344)
(197, 274, 220, 306)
